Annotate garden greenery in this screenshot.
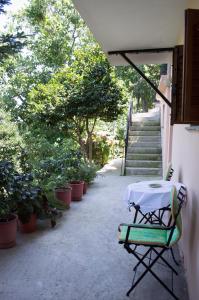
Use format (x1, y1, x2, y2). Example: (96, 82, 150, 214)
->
(0, 0, 161, 221)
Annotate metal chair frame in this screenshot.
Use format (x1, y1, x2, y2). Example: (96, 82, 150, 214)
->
(119, 186, 186, 300)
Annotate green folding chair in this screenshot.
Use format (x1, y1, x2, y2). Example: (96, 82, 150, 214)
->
(118, 186, 186, 300)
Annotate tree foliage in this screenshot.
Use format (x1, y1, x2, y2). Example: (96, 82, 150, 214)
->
(0, 0, 161, 173)
(116, 64, 161, 112)
(26, 45, 127, 161)
(0, 0, 26, 63)
(0, 0, 93, 120)
(0, 109, 23, 166)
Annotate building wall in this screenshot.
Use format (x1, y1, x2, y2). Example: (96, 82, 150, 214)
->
(172, 1, 199, 299)
(172, 125, 199, 300)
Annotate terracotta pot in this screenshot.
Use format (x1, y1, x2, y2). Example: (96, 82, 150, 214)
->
(19, 214, 37, 233)
(83, 182, 88, 194)
(55, 187, 72, 208)
(0, 214, 17, 249)
(70, 181, 84, 201)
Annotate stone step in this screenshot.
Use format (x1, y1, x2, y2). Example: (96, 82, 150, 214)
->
(128, 142, 161, 148)
(126, 153, 162, 161)
(129, 131, 160, 136)
(126, 112, 162, 177)
(130, 125, 161, 131)
(128, 136, 161, 142)
(131, 121, 160, 126)
(126, 167, 162, 176)
(127, 147, 162, 154)
(126, 160, 162, 168)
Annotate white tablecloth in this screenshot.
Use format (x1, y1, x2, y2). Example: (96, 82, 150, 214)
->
(123, 180, 184, 213)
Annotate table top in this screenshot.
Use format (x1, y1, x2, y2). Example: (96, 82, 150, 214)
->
(123, 180, 184, 213)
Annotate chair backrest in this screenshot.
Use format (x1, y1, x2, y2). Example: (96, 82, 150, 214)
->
(164, 163, 174, 181)
(167, 185, 186, 246)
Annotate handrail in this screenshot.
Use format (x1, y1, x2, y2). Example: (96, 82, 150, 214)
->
(123, 100, 133, 175)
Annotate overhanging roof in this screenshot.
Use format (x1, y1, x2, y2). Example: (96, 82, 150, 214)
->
(73, 0, 188, 65)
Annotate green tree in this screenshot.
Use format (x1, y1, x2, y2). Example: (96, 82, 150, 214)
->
(116, 64, 160, 112)
(27, 46, 127, 161)
(0, 109, 23, 167)
(0, 0, 92, 120)
(0, 0, 26, 63)
(24, 0, 87, 69)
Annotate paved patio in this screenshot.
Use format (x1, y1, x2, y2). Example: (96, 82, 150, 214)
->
(0, 159, 189, 300)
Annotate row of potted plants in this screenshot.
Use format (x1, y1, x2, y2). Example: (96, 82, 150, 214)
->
(0, 159, 98, 249)
(0, 161, 61, 249)
(55, 163, 98, 206)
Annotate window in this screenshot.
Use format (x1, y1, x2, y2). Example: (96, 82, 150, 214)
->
(171, 45, 183, 124)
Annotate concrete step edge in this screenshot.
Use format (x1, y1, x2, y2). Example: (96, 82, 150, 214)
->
(129, 131, 161, 136)
(127, 149, 162, 153)
(130, 126, 161, 130)
(126, 160, 162, 163)
(126, 167, 162, 171)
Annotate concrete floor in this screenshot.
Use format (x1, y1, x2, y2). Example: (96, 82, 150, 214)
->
(0, 159, 189, 300)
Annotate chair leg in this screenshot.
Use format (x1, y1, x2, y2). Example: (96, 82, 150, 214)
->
(126, 246, 165, 296)
(170, 248, 180, 266)
(152, 248, 178, 275)
(126, 246, 179, 300)
(133, 208, 139, 223)
(133, 247, 152, 271)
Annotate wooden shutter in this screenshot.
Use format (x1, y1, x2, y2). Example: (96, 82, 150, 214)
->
(171, 45, 183, 124)
(183, 9, 199, 123)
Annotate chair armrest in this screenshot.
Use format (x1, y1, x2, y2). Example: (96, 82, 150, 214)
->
(118, 223, 172, 231)
(118, 223, 172, 244)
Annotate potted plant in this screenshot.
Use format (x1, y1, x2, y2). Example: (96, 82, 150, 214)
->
(16, 176, 62, 232)
(67, 167, 84, 201)
(55, 185, 72, 209)
(79, 163, 98, 194)
(48, 175, 72, 209)
(12, 172, 42, 233)
(0, 161, 17, 248)
(10, 163, 60, 233)
(37, 164, 72, 210)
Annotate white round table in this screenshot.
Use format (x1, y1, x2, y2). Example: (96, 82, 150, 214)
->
(123, 180, 184, 213)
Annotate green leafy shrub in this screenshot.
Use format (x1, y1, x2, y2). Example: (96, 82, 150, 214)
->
(92, 134, 111, 166)
(0, 161, 15, 220)
(0, 160, 60, 226)
(34, 149, 84, 190)
(79, 163, 98, 184)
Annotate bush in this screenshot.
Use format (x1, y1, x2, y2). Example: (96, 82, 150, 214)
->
(33, 149, 84, 191)
(92, 134, 110, 166)
(79, 163, 98, 184)
(0, 160, 60, 226)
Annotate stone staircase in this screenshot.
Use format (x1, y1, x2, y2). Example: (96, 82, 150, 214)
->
(125, 110, 162, 176)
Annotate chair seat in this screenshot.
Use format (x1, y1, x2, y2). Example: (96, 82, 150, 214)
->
(119, 224, 180, 247)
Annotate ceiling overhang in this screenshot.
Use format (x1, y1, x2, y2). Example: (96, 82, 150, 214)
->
(73, 0, 188, 65)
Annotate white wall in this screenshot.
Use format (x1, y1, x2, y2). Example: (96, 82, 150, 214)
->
(172, 125, 199, 300)
(173, 1, 199, 298)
